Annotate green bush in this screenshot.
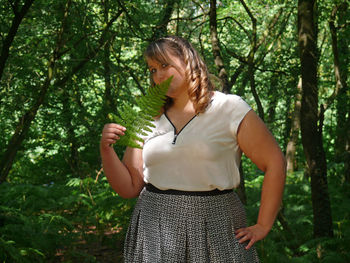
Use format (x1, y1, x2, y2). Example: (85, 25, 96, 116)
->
(0, 177, 135, 262)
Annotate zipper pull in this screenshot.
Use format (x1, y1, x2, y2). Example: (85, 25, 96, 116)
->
(172, 134, 178, 144)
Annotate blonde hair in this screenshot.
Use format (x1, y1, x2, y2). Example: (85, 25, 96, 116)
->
(144, 36, 214, 114)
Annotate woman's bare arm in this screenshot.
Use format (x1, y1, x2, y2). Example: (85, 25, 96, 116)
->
(100, 123, 144, 198)
(235, 110, 286, 249)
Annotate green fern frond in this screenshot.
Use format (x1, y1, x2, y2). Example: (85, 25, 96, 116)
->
(108, 76, 172, 149)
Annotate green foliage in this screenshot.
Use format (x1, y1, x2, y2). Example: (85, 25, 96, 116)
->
(244, 171, 350, 263)
(108, 77, 172, 149)
(0, 178, 135, 262)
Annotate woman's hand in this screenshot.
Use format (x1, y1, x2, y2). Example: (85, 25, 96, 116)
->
(99, 123, 144, 198)
(235, 224, 270, 250)
(100, 123, 126, 149)
(236, 110, 286, 250)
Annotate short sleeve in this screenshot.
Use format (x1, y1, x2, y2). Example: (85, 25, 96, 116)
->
(227, 95, 252, 137)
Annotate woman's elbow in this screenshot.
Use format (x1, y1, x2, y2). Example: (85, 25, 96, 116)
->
(116, 184, 143, 199)
(118, 190, 140, 199)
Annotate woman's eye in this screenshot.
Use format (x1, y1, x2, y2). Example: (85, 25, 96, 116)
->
(162, 64, 168, 68)
(150, 68, 156, 74)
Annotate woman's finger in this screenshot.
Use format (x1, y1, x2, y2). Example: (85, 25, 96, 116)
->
(234, 228, 247, 238)
(245, 237, 256, 250)
(104, 139, 116, 144)
(237, 234, 250, 244)
(103, 130, 125, 139)
(104, 123, 126, 131)
(105, 134, 120, 140)
(104, 127, 125, 135)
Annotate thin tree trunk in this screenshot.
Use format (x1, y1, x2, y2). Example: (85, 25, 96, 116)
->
(239, 0, 264, 120)
(229, 64, 245, 89)
(236, 163, 247, 205)
(329, 3, 349, 174)
(152, 0, 177, 40)
(266, 76, 278, 125)
(209, 0, 230, 93)
(62, 88, 81, 177)
(298, 0, 333, 238)
(102, 0, 114, 120)
(247, 57, 264, 120)
(345, 114, 350, 182)
(0, 0, 35, 82)
(286, 78, 302, 173)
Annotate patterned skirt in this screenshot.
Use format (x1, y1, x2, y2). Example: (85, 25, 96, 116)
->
(124, 185, 259, 263)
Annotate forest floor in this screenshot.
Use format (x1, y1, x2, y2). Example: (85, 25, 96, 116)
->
(52, 224, 124, 263)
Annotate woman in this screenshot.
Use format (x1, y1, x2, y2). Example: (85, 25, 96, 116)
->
(100, 36, 286, 262)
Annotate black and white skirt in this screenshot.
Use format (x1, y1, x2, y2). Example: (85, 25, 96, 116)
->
(124, 184, 259, 263)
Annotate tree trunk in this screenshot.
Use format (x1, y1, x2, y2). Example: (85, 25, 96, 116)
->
(266, 76, 278, 125)
(330, 3, 349, 180)
(298, 0, 333, 237)
(209, 0, 230, 93)
(235, 163, 247, 205)
(62, 88, 81, 178)
(229, 64, 245, 89)
(0, 0, 35, 82)
(345, 114, 350, 182)
(286, 78, 302, 173)
(102, 0, 115, 121)
(152, 0, 177, 40)
(239, 0, 264, 120)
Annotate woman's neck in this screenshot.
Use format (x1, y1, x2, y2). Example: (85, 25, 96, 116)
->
(169, 93, 195, 114)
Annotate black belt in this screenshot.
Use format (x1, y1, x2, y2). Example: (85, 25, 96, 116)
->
(145, 183, 233, 196)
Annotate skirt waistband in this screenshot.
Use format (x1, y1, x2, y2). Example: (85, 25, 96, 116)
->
(145, 183, 233, 196)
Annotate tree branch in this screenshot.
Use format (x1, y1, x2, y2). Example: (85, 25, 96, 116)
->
(217, 16, 249, 37)
(115, 0, 146, 40)
(0, 0, 35, 82)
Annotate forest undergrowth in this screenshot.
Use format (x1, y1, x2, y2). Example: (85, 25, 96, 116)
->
(1, 168, 349, 263)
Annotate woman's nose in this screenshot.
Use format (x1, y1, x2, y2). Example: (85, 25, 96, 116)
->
(154, 70, 165, 83)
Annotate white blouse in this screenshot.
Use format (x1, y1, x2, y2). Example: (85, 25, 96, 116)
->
(142, 91, 252, 191)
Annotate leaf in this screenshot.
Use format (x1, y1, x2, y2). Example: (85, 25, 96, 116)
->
(108, 76, 172, 149)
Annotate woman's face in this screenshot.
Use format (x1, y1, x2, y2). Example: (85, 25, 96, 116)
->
(147, 53, 188, 98)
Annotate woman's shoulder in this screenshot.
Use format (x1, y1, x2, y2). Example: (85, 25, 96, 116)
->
(211, 91, 249, 109)
(210, 91, 252, 134)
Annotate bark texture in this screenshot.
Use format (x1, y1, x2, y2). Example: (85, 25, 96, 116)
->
(0, 0, 35, 81)
(209, 0, 230, 93)
(298, 0, 333, 237)
(286, 78, 302, 173)
(330, 3, 350, 182)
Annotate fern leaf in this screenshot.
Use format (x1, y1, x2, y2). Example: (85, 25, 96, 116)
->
(108, 76, 172, 149)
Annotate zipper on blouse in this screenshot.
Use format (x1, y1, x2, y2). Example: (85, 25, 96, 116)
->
(172, 134, 178, 144)
(168, 99, 212, 145)
(164, 113, 197, 145)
